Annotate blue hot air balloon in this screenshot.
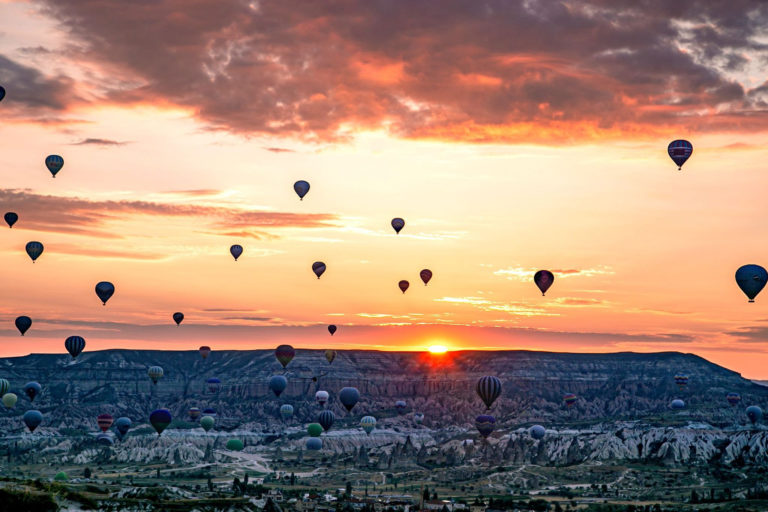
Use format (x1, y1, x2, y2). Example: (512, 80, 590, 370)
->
(339, 387, 360, 412)
(391, 218, 405, 234)
(45, 155, 64, 177)
(269, 375, 288, 397)
(667, 140, 693, 170)
(23, 382, 41, 402)
(413, 412, 424, 425)
(294, 180, 310, 200)
(97, 433, 114, 446)
(395, 400, 407, 415)
(15, 316, 31, 336)
(173, 312, 184, 325)
(4, 212, 18, 228)
(23, 410, 43, 432)
(65, 336, 86, 358)
(312, 261, 326, 279)
(280, 404, 294, 420)
(114, 417, 132, 440)
(206, 378, 222, 393)
(149, 409, 172, 436)
(25, 241, 44, 262)
(318, 410, 335, 432)
(670, 399, 685, 410)
(529, 425, 546, 440)
(735, 264, 768, 303)
(95, 281, 115, 305)
(476, 376, 502, 410)
(306, 437, 322, 450)
(230, 244, 243, 261)
(0, 85, 5, 102)
(746, 405, 763, 425)
(475, 415, 496, 439)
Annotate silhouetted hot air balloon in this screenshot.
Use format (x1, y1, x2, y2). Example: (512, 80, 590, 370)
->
(65, 336, 85, 358)
(312, 261, 326, 279)
(307, 423, 323, 437)
(230, 244, 243, 261)
(726, 392, 741, 406)
(148, 366, 164, 385)
(667, 140, 693, 170)
(674, 374, 689, 391)
(398, 280, 409, 293)
(173, 312, 184, 325)
(306, 437, 322, 450)
(114, 417, 131, 440)
(2, 393, 17, 409)
(0, 379, 9, 396)
(23, 410, 43, 432)
(280, 404, 294, 420)
(534, 270, 554, 296)
(395, 400, 407, 415)
(149, 409, 172, 436)
(563, 393, 577, 407)
(202, 408, 216, 418)
(325, 350, 336, 364)
(200, 416, 215, 432)
(269, 375, 288, 397)
(420, 269, 432, 286)
(475, 415, 496, 439)
(97, 413, 114, 432)
(23, 382, 41, 402)
(15, 316, 31, 336)
(360, 416, 376, 435)
(735, 264, 768, 303)
(315, 390, 329, 406)
(199, 346, 211, 359)
(746, 405, 763, 425)
(413, 412, 424, 424)
(391, 218, 405, 234)
(339, 387, 360, 412)
(476, 376, 502, 410)
(95, 281, 115, 305)
(318, 410, 335, 432)
(189, 407, 201, 421)
(226, 439, 244, 451)
(45, 155, 64, 177)
(4, 212, 17, 228)
(294, 180, 310, 200)
(25, 241, 43, 262)
(97, 433, 114, 447)
(0, 86, 5, 102)
(670, 399, 685, 410)
(328, 325, 337, 336)
(530, 425, 546, 440)
(206, 378, 221, 393)
(275, 345, 295, 368)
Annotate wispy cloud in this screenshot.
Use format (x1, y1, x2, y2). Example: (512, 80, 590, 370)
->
(494, 266, 614, 281)
(70, 138, 128, 146)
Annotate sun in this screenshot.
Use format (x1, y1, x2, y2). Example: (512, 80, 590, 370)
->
(428, 345, 448, 354)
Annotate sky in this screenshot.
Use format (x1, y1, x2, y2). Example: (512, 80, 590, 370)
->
(2, 1, 768, 377)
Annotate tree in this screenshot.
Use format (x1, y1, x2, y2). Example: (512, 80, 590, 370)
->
(423, 487, 430, 502)
(291, 473, 295, 486)
(83, 468, 92, 479)
(691, 489, 698, 503)
(156, 468, 161, 479)
(207, 475, 213, 492)
(346, 481, 352, 497)
(432, 491, 438, 500)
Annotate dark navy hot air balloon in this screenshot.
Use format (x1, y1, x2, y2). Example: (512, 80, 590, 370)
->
(95, 281, 115, 305)
(318, 410, 335, 431)
(294, 180, 310, 200)
(149, 409, 172, 436)
(735, 264, 768, 303)
(23, 382, 41, 402)
(391, 218, 405, 234)
(230, 244, 243, 261)
(206, 378, 221, 393)
(275, 345, 295, 368)
(667, 140, 693, 170)
(97, 433, 114, 446)
(726, 392, 741, 406)
(15, 316, 31, 336)
(173, 312, 184, 326)
(114, 417, 131, 440)
(202, 408, 217, 418)
(475, 415, 496, 439)
(269, 375, 287, 397)
(534, 270, 554, 296)
(395, 400, 407, 415)
(670, 399, 685, 410)
(328, 324, 337, 336)
(4, 212, 17, 228)
(65, 336, 85, 358)
(306, 437, 322, 450)
(398, 280, 409, 293)
(476, 376, 502, 410)
(530, 425, 546, 440)
(45, 155, 64, 177)
(420, 269, 432, 286)
(0, 85, 5, 102)
(312, 261, 326, 279)
(25, 241, 43, 262)
(23, 410, 43, 432)
(746, 405, 763, 425)
(339, 387, 360, 412)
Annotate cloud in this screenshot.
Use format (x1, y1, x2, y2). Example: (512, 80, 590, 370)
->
(263, 147, 295, 153)
(435, 296, 557, 317)
(70, 138, 128, 146)
(725, 325, 768, 343)
(494, 266, 614, 281)
(0, 54, 76, 110)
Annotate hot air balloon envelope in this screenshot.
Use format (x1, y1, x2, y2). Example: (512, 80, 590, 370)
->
(391, 217, 405, 234)
(736, 264, 768, 302)
(360, 416, 376, 435)
(26, 241, 44, 262)
(45, 155, 64, 177)
(325, 350, 336, 364)
(269, 375, 288, 397)
(534, 270, 554, 296)
(670, 399, 685, 410)
(328, 325, 337, 336)
(307, 423, 323, 437)
(226, 439, 244, 451)
(173, 312, 184, 325)
(339, 387, 360, 412)
(23, 410, 43, 432)
(530, 425, 546, 440)
(420, 269, 433, 285)
(746, 405, 763, 424)
(4, 212, 17, 228)
(15, 316, 31, 336)
(274, 345, 295, 368)
(65, 336, 85, 358)
(318, 410, 335, 431)
(306, 437, 322, 450)
(149, 409, 172, 435)
(476, 376, 502, 409)
(2, 393, 17, 409)
(475, 414, 496, 438)
(230, 244, 243, 261)
(398, 280, 409, 293)
(23, 382, 41, 402)
(315, 390, 329, 406)
(95, 281, 115, 305)
(667, 139, 693, 170)
(200, 416, 215, 432)
(312, 261, 326, 279)
(294, 180, 310, 200)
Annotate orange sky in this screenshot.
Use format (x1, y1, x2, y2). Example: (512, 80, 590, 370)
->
(2, 1, 768, 377)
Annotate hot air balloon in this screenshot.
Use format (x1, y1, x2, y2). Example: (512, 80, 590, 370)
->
(226, 439, 244, 451)
(97, 413, 114, 432)
(23, 382, 41, 402)
(173, 312, 184, 326)
(563, 393, 577, 407)
(230, 244, 243, 261)
(269, 375, 288, 397)
(200, 415, 215, 432)
(306, 437, 322, 450)
(420, 269, 432, 286)
(360, 416, 376, 435)
(97, 433, 114, 446)
(95, 281, 115, 305)
(735, 264, 768, 303)
(65, 336, 86, 358)
(199, 346, 211, 359)
(318, 410, 335, 432)
(530, 425, 546, 440)
(280, 404, 294, 420)
(328, 325, 337, 336)
(413, 412, 424, 424)
(45, 155, 64, 177)
(726, 392, 741, 406)
(2, 393, 17, 409)
(149, 409, 172, 436)
(534, 270, 554, 296)
(206, 378, 221, 393)
(0, 379, 9, 396)
(4, 212, 17, 228)
(148, 366, 164, 385)
(25, 241, 43, 262)
(398, 280, 409, 293)
(670, 399, 685, 410)
(325, 350, 336, 364)
(114, 417, 132, 440)
(395, 400, 407, 415)
(189, 407, 201, 421)
(0, 86, 5, 102)
(307, 423, 323, 437)
(202, 408, 217, 418)
(23, 410, 43, 432)
(391, 218, 405, 234)
(15, 316, 31, 336)
(475, 415, 496, 439)
(746, 405, 763, 425)
(312, 261, 326, 279)
(275, 345, 295, 368)
(667, 140, 693, 170)
(339, 387, 360, 412)
(476, 376, 502, 410)
(315, 390, 329, 406)
(294, 180, 310, 200)
(674, 374, 689, 391)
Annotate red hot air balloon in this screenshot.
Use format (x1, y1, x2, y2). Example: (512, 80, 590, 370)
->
(199, 346, 211, 359)
(275, 345, 295, 368)
(398, 280, 409, 293)
(97, 413, 114, 432)
(420, 269, 432, 285)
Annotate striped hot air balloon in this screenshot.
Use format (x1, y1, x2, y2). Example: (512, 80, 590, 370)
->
(65, 336, 86, 358)
(476, 376, 502, 410)
(667, 139, 693, 170)
(97, 414, 114, 432)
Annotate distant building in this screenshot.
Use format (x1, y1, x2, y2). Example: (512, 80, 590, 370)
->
(267, 489, 284, 502)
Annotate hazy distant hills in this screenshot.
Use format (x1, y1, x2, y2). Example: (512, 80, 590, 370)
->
(0, 349, 766, 433)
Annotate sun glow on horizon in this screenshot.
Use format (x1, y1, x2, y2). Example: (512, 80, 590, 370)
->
(428, 344, 448, 354)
